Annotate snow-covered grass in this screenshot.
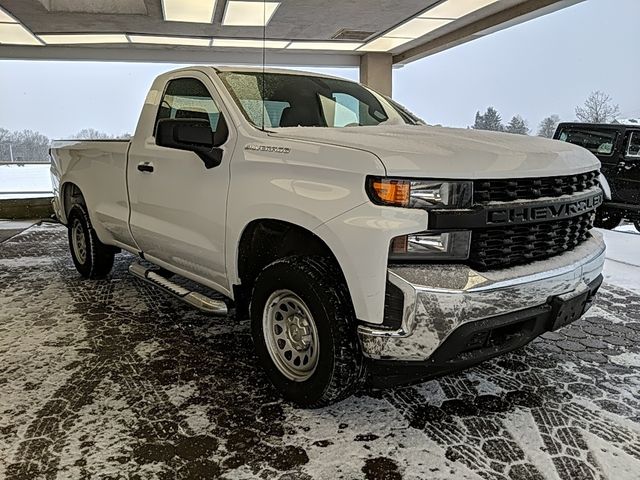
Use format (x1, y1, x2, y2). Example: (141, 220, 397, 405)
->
(0, 164, 53, 199)
(600, 227, 640, 294)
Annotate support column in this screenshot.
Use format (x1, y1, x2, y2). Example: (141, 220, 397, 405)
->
(359, 52, 393, 97)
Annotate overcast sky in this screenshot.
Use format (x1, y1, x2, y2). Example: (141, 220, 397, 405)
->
(0, 0, 638, 139)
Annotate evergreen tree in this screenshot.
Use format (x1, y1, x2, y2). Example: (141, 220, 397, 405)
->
(537, 115, 560, 138)
(473, 107, 504, 131)
(505, 115, 529, 135)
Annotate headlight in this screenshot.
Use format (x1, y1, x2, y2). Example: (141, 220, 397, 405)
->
(389, 231, 471, 261)
(366, 177, 472, 209)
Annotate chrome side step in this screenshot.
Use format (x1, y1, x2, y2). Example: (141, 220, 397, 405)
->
(129, 262, 228, 316)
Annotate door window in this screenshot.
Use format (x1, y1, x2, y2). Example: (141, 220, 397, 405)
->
(155, 78, 221, 134)
(557, 127, 617, 155)
(627, 132, 640, 158)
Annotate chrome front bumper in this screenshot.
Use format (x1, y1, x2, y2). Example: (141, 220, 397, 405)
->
(358, 232, 606, 361)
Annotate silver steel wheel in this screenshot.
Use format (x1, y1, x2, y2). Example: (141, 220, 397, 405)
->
(263, 289, 319, 382)
(71, 219, 87, 264)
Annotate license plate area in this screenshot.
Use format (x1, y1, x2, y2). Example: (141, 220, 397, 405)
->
(550, 289, 590, 331)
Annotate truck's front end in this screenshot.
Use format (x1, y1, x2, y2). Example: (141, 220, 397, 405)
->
(356, 171, 605, 386)
(214, 66, 606, 402)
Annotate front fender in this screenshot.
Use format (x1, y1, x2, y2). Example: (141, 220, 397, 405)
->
(225, 203, 329, 288)
(315, 203, 427, 324)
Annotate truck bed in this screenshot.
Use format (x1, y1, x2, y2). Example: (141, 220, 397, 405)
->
(50, 139, 132, 249)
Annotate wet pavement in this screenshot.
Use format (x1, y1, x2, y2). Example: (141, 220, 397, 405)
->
(1, 223, 640, 479)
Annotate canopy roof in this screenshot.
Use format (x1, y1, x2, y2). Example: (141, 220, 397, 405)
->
(0, 0, 583, 66)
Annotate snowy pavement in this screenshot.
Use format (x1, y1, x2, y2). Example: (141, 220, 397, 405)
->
(1, 223, 640, 479)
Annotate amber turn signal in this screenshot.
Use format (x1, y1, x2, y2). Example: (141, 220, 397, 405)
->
(368, 178, 411, 207)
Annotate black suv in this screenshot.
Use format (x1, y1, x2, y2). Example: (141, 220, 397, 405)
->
(555, 121, 640, 230)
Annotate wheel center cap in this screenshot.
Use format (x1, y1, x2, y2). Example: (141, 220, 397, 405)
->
(287, 316, 311, 350)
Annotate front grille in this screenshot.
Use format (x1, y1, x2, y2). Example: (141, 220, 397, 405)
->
(473, 170, 599, 204)
(469, 212, 595, 270)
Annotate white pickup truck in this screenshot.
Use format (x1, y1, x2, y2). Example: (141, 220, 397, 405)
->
(51, 66, 605, 407)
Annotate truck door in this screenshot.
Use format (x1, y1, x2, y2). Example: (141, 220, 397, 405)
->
(127, 74, 233, 291)
(614, 130, 640, 204)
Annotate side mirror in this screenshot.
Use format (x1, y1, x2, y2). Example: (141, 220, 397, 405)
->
(156, 116, 228, 169)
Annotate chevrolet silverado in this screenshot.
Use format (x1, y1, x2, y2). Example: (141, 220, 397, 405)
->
(50, 67, 606, 407)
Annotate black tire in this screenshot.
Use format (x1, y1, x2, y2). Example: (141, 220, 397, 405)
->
(67, 204, 115, 278)
(634, 221, 640, 233)
(250, 256, 365, 408)
(594, 209, 622, 230)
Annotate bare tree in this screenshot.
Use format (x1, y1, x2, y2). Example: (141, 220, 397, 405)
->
(575, 91, 620, 123)
(0, 129, 50, 162)
(537, 115, 561, 138)
(0, 127, 11, 143)
(71, 128, 112, 140)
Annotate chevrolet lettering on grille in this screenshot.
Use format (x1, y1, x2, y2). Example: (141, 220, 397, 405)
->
(487, 191, 603, 226)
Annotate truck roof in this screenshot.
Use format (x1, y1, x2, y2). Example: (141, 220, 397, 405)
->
(613, 118, 640, 127)
(558, 120, 639, 129)
(164, 65, 353, 82)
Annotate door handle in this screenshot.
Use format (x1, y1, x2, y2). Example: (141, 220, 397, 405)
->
(137, 162, 154, 173)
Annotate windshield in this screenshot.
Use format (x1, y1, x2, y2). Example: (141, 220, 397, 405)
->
(218, 71, 423, 129)
(557, 127, 618, 155)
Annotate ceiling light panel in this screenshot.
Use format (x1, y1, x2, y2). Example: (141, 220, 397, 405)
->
(386, 18, 452, 38)
(358, 37, 412, 52)
(212, 38, 289, 48)
(129, 35, 211, 46)
(162, 0, 216, 23)
(420, 0, 500, 19)
(0, 23, 42, 45)
(222, 1, 280, 26)
(39, 34, 130, 44)
(0, 6, 17, 23)
(287, 42, 362, 51)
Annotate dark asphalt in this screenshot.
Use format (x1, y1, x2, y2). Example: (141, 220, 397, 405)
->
(1, 223, 639, 479)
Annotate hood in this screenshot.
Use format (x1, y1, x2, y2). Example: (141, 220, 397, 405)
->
(271, 125, 600, 179)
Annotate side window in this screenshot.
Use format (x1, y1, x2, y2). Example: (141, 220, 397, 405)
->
(318, 92, 388, 127)
(155, 78, 221, 135)
(627, 132, 640, 158)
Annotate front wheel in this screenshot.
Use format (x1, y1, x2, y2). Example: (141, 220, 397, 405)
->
(67, 205, 115, 279)
(634, 221, 640, 233)
(594, 209, 622, 230)
(250, 256, 365, 408)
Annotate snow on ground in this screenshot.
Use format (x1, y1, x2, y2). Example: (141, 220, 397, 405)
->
(600, 227, 640, 294)
(1, 223, 640, 480)
(614, 223, 639, 235)
(0, 164, 53, 199)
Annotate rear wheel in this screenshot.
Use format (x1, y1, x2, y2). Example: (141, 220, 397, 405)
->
(634, 221, 640, 233)
(594, 209, 622, 230)
(250, 256, 365, 407)
(67, 205, 115, 278)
